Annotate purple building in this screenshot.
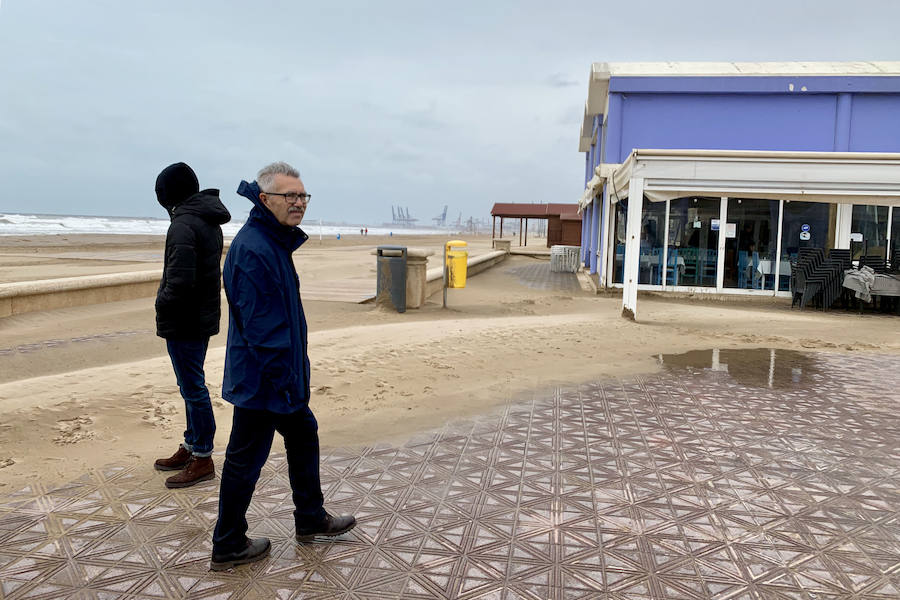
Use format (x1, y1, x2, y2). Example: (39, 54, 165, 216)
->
(576, 62, 900, 316)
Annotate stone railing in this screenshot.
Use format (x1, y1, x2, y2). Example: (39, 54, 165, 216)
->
(0, 270, 162, 318)
(2, 248, 512, 317)
(424, 250, 507, 299)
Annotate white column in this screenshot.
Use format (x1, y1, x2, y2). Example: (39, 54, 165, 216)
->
(774, 200, 784, 294)
(622, 178, 644, 319)
(716, 197, 728, 291)
(662, 199, 671, 286)
(606, 196, 617, 288)
(887, 206, 894, 252)
(835, 203, 853, 249)
(599, 184, 611, 286)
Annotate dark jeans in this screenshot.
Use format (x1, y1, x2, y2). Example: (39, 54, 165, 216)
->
(166, 338, 215, 456)
(212, 404, 326, 553)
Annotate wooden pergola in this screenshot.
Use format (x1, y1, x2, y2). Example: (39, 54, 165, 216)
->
(490, 203, 582, 247)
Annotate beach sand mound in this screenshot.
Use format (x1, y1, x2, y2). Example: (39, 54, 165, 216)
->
(1, 234, 898, 492)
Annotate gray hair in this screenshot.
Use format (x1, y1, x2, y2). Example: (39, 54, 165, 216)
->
(257, 161, 300, 192)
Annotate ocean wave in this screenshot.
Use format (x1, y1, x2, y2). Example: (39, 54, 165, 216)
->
(0, 213, 454, 237)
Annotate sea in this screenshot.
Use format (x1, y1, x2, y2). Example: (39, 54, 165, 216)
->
(0, 212, 452, 238)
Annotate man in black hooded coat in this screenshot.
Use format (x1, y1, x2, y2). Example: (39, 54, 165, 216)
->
(153, 162, 231, 489)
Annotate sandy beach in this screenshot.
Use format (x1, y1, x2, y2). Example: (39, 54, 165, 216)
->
(1, 233, 899, 494)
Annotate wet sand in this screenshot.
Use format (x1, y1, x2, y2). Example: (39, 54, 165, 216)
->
(1, 233, 899, 492)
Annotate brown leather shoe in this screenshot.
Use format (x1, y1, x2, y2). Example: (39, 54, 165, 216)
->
(154, 446, 191, 471)
(164, 456, 214, 489)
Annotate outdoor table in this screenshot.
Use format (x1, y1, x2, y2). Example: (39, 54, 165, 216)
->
(755, 259, 792, 277)
(843, 271, 900, 299)
(616, 253, 687, 285)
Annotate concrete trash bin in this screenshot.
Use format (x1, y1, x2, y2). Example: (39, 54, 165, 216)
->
(376, 246, 408, 312)
(445, 240, 468, 288)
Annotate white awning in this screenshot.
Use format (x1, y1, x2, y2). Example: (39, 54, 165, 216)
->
(608, 149, 900, 206)
(578, 164, 622, 210)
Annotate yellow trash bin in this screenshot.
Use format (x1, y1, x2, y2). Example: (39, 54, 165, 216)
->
(445, 240, 468, 288)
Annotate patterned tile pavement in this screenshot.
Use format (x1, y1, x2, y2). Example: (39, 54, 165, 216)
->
(504, 263, 583, 292)
(1, 349, 900, 599)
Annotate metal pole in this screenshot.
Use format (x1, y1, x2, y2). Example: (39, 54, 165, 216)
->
(525, 218, 528, 246)
(492, 216, 496, 239)
(442, 244, 448, 309)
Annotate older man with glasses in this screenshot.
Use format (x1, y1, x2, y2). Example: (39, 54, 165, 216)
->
(210, 162, 355, 571)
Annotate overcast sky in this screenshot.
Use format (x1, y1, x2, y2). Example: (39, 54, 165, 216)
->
(0, 1, 898, 225)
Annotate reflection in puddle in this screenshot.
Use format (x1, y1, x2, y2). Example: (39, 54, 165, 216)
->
(657, 348, 822, 389)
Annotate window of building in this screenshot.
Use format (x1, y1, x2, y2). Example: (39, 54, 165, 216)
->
(851, 205, 890, 260)
(724, 199, 779, 291)
(779, 201, 836, 291)
(612, 199, 627, 284)
(638, 200, 667, 285)
(667, 197, 720, 287)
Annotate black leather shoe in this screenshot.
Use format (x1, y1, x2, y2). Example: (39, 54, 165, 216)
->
(210, 537, 271, 571)
(296, 513, 357, 542)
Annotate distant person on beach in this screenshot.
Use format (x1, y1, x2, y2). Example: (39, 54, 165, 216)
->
(153, 162, 231, 489)
(211, 161, 356, 571)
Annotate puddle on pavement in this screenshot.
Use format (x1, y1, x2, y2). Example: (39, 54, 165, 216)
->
(657, 348, 823, 389)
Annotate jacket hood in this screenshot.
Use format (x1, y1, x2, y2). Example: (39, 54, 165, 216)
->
(155, 162, 199, 213)
(172, 189, 232, 225)
(237, 180, 307, 250)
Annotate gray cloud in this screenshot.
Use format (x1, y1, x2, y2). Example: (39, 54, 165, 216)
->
(546, 73, 580, 88)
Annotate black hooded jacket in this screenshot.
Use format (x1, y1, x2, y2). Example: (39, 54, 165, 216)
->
(155, 164, 232, 339)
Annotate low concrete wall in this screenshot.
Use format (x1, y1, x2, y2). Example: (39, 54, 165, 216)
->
(0, 249, 511, 318)
(425, 250, 507, 299)
(0, 270, 162, 318)
(492, 239, 511, 252)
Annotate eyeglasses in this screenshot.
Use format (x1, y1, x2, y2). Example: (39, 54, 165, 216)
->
(265, 192, 311, 205)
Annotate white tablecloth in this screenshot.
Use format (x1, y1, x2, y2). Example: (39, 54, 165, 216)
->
(843, 271, 900, 299)
(755, 259, 792, 276)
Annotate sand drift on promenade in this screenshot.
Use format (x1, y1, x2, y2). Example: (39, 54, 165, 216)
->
(0, 233, 899, 493)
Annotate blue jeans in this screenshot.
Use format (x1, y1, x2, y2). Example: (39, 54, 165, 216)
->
(212, 404, 326, 553)
(166, 338, 215, 457)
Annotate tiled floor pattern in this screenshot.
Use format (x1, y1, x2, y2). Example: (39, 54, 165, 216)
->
(2, 351, 900, 599)
(505, 263, 583, 292)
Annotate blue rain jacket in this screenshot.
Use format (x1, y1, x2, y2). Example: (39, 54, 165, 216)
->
(222, 180, 310, 413)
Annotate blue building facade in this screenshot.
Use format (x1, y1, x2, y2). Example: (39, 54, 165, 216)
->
(578, 62, 900, 294)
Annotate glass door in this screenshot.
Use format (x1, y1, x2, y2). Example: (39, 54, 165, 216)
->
(779, 201, 835, 291)
(639, 200, 666, 284)
(724, 198, 779, 290)
(612, 199, 627, 284)
(851, 205, 889, 260)
(667, 197, 720, 287)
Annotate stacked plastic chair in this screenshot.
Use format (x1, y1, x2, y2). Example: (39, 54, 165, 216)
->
(859, 253, 888, 274)
(827, 249, 853, 308)
(791, 248, 825, 308)
(799, 258, 840, 309)
(821, 249, 854, 309)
